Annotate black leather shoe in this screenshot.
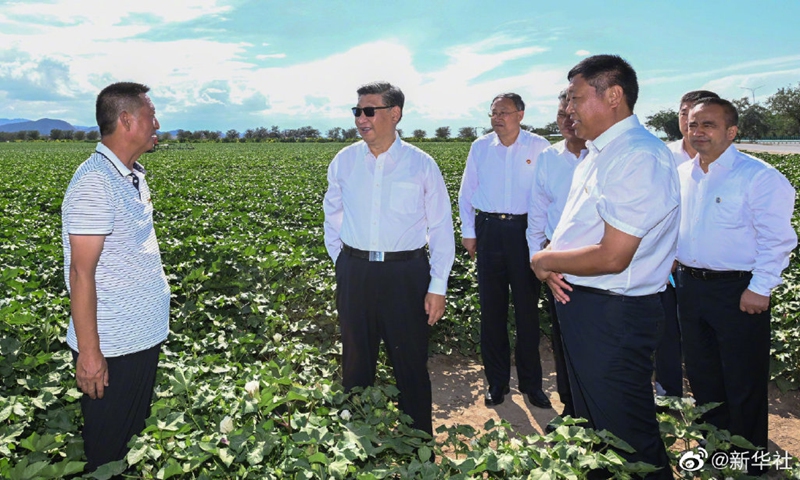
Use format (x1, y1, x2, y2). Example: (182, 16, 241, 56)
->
(526, 389, 552, 409)
(484, 385, 510, 407)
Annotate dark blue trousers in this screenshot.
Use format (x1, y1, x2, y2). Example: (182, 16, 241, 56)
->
(546, 288, 574, 416)
(335, 252, 433, 435)
(676, 270, 769, 474)
(476, 213, 542, 392)
(655, 284, 682, 397)
(556, 289, 672, 479)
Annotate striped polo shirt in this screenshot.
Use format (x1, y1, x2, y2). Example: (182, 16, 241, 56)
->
(62, 143, 170, 357)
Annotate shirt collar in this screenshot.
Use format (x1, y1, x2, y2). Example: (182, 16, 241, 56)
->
(691, 143, 737, 170)
(585, 114, 641, 154)
(714, 143, 738, 169)
(96, 142, 146, 175)
(489, 129, 525, 148)
(556, 139, 588, 162)
(364, 131, 402, 160)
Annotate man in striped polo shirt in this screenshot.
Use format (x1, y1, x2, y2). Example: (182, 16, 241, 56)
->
(62, 82, 169, 472)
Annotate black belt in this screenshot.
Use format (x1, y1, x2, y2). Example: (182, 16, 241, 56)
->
(678, 264, 749, 280)
(342, 244, 426, 262)
(569, 283, 623, 297)
(478, 211, 527, 221)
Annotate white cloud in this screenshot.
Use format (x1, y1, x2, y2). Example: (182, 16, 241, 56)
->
(575, 50, 590, 56)
(0, 9, 565, 129)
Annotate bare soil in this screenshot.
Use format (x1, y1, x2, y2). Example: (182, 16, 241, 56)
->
(429, 341, 800, 462)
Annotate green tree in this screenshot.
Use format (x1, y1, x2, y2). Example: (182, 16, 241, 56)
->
(28, 130, 39, 140)
(412, 129, 426, 139)
(435, 126, 451, 140)
(73, 130, 86, 141)
(458, 127, 477, 140)
(732, 97, 771, 140)
(645, 109, 681, 140)
(225, 129, 240, 142)
(767, 83, 800, 136)
(86, 130, 99, 141)
(342, 127, 359, 140)
(327, 127, 343, 141)
(49, 129, 62, 140)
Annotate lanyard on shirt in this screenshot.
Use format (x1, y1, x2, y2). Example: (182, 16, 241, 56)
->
(96, 150, 141, 198)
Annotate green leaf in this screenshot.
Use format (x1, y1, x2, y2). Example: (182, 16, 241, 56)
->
(218, 447, 235, 467)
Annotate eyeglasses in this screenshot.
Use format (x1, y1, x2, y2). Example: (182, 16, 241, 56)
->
(352, 106, 394, 117)
(488, 110, 521, 118)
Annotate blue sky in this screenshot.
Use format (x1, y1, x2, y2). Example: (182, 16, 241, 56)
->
(1, 0, 799, 136)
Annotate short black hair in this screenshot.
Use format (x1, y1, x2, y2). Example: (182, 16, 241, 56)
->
(96, 82, 150, 136)
(357, 81, 404, 121)
(680, 90, 720, 106)
(492, 93, 525, 111)
(692, 97, 739, 128)
(567, 54, 638, 111)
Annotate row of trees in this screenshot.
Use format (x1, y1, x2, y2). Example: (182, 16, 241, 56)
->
(645, 83, 800, 141)
(0, 129, 100, 142)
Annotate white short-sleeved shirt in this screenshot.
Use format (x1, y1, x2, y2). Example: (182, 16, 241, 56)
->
(550, 115, 680, 296)
(676, 144, 797, 296)
(62, 143, 170, 357)
(458, 130, 551, 238)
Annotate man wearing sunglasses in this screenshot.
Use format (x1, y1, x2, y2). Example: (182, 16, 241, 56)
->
(323, 81, 455, 437)
(458, 93, 551, 409)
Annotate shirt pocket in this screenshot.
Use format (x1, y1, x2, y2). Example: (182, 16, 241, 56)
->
(390, 182, 422, 214)
(710, 193, 744, 227)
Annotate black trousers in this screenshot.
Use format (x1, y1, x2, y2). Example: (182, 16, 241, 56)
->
(476, 213, 542, 392)
(676, 270, 769, 456)
(556, 289, 672, 479)
(72, 343, 161, 473)
(335, 252, 433, 435)
(546, 288, 574, 416)
(655, 283, 682, 397)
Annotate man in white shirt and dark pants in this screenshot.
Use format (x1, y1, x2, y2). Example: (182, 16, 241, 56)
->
(677, 97, 796, 475)
(527, 89, 587, 426)
(531, 55, 678, 479)
(323, 81, 455, 436)
(656, 90, 720, 401)
(458, 93, 551, 408)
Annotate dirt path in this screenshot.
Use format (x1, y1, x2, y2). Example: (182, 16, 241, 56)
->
(430, 342, 800, 460)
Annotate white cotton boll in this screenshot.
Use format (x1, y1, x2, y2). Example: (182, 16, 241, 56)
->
(219, 415, 234, 434)
(245, 380, 260, 397)
(340, 409, 351, 421)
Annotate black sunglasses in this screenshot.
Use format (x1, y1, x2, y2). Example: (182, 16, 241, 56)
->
(352, 105, 393, 117)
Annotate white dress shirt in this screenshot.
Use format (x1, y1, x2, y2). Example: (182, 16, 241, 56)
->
(526, 140, 587, 259)
(676, 144, 797, 296)
(549, 115, 680, 296)
(323, 133, 456, 295)
(667, 139, 692, 166)
(458, 129, 550, 237)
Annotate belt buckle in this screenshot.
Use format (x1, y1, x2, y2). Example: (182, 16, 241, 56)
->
(369, 251, 384, 262)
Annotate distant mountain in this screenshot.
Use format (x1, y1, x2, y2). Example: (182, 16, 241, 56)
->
(74, 125, 100, 133)
(0, 118, 77, 135)
(0, 118, 30, 126)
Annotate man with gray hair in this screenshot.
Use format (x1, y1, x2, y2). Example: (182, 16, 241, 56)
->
(323, 81, 455, 436)
(527, 88, 587, 428)
(62, 82, 168, 471)
(459, 93, 551, 408)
